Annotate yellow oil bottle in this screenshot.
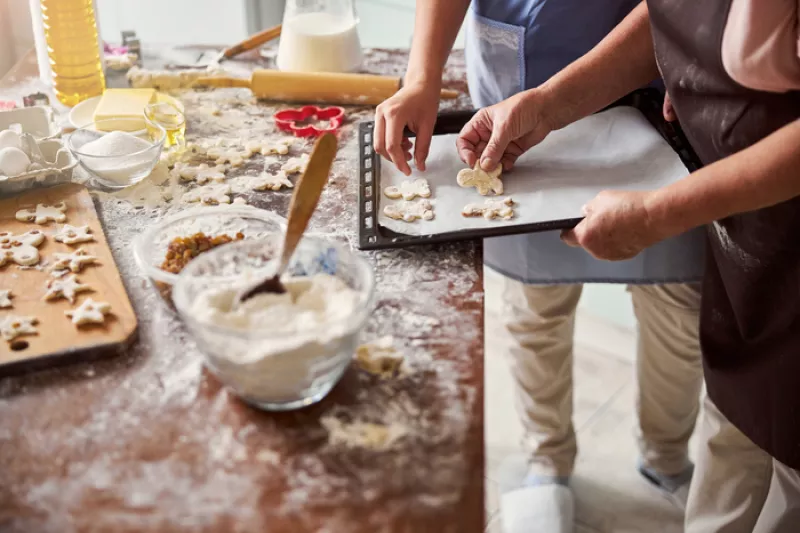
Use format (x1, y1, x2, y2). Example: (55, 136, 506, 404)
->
(41, 0, 106, 107)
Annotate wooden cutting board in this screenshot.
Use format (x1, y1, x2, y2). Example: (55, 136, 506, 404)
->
(0, 183, 137, 374)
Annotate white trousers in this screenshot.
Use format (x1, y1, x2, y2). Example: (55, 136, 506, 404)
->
(686, 395, 800, 533)
(484, 267, 704, 477)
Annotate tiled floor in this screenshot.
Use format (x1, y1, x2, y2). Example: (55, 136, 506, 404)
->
(484, 299, 687, 532)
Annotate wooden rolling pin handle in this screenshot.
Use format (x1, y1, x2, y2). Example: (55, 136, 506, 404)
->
(223, 24, 282, 59)
(440, 89, 459, 100)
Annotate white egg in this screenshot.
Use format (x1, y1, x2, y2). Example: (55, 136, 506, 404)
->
(0, 147, 31, 176)
(0, 129, 22, 150)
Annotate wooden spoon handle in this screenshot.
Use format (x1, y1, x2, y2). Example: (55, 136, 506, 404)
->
(223, 24, 282, 60)
(278, 133, 338, 273)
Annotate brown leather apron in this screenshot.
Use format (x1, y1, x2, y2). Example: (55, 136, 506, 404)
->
(648, 0, 800, 468)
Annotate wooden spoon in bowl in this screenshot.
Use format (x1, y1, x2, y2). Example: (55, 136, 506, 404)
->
(236, 132, 338, 302)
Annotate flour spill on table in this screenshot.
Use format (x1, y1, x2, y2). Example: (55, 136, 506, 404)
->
(0, 49, 481, 530)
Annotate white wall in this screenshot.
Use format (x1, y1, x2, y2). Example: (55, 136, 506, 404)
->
(95, 0, 249, 45)
(0, 0, 35, 76)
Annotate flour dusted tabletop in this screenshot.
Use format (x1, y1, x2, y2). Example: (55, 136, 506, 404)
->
(0, 47, 484, 532)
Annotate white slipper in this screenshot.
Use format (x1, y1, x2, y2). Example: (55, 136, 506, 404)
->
(501, 484, 575, 533)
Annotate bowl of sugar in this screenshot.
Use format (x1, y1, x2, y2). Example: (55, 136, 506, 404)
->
(67, 118, 165, 189)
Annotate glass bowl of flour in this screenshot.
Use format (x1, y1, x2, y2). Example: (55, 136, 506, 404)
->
(67, 118, 165, 188)
(172, 235, 375, 411)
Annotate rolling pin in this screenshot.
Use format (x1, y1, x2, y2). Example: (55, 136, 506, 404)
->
(195, 71, 460, 106)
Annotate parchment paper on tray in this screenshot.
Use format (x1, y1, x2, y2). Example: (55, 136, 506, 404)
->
(378, 106, 689, 237)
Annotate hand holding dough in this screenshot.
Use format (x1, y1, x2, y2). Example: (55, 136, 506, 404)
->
(457, 162, 503, 196)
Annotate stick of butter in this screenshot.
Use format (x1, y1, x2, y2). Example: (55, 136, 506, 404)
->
(93, 88, 157, 131)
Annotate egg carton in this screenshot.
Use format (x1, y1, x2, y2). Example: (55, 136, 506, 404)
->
(0, 107, 77, 197)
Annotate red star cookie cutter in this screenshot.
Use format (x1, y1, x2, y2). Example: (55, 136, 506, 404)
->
(273, 105, 345, 138)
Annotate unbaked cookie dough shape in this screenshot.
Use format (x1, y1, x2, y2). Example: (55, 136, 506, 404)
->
(0, 289, 12, 309)
(15, 202, 68, 224)
(182, 183, 233, 205)
(0, 230, 45, 267)
(65, 298, 112, 326)
(462, 197, 516, 220)
(383, 199, 435, 222)
(44, 275, 93, 304)
(457, 162, 503, 196)
(251, 171, 293, 191)
(384, 178, 431, 201)
(355, 336, 405, 378)
(53, 224, 94, 245)
(281, 153, 310, 175)
(1, 314, 38, 342)
(51, 248, 99, 273)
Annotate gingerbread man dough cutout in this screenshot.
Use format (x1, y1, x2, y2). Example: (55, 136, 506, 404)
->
(1, 314, 38, 341)
(0, 230, 45, 267)
(462, 197, 516, 220)
(251, 171, 293, 191)
(182, 184, 232, 205)
(384, 178, 431, 201)
(66, 298, 112, 326)
(54, 224, 94, 245)
(281, 153, 310, 175)
(457, 162, 503, 196)
(0, 289, 12, 309)
(15, 202, 68, 224)
(44, 275, 93, 304)
(51, 248, 99, 273)
(383, 199, 435, 222)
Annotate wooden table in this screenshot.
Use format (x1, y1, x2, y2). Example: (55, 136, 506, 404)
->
(0, 47, 484, 532)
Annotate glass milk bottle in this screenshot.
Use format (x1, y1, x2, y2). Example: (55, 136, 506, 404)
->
(40, 0, 106, 106)
(277, 0, 363, 73)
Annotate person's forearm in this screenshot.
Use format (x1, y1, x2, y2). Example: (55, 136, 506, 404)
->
(405, 0, 471, 86)
(534, 2, 659, 130)
(647, 119, 800, 236)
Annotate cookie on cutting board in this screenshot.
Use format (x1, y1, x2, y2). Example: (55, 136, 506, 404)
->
(0, 184, 137, 375)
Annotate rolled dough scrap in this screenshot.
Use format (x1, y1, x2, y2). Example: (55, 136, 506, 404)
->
(51, 248, 99, 273)
(383, 199, 434, 222)
(281, 153, 310, 175)
(53, 224, 94, 245)
(182, 183, 232, 205)
(457, 162, 503, 196)
(1, 314, 37, 341)
(0, 230, 45, 267)
(321, 416, 407, 450)
(384, 178, 431, 201)
(15, 202, 68, 224)
(251, 171, 293, 191)
(355, 336, 404, 378)
(462, 197, 516, 220)
(44, 274, 92, 304)
(0, 289, 12, 308)
(65, 298, 112, 326)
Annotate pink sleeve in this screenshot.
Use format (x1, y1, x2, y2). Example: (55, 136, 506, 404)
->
(721, 0, 800, 93)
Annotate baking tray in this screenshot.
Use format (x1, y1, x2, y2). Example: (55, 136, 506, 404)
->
(357, 89, 701, 250)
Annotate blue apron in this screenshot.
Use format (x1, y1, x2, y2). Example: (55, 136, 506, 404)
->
(466, 0, 706, 284)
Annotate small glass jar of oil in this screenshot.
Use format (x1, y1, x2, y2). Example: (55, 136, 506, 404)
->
(145, 102, 186, 148)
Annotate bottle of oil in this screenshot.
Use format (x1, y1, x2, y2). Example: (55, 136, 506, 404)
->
(40, 0, 105, 107)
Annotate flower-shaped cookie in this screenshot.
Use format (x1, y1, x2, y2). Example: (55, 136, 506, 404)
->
(274, 106, 345, 138)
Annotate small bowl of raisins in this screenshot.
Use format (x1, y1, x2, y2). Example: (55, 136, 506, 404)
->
(133, 205, 286, 308)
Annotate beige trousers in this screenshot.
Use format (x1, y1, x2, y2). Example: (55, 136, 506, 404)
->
(686, 395, 800, 533)
(484, 267, 704, 477)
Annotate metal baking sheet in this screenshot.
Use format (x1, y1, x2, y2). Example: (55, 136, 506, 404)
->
(357, 90, 701, 250)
